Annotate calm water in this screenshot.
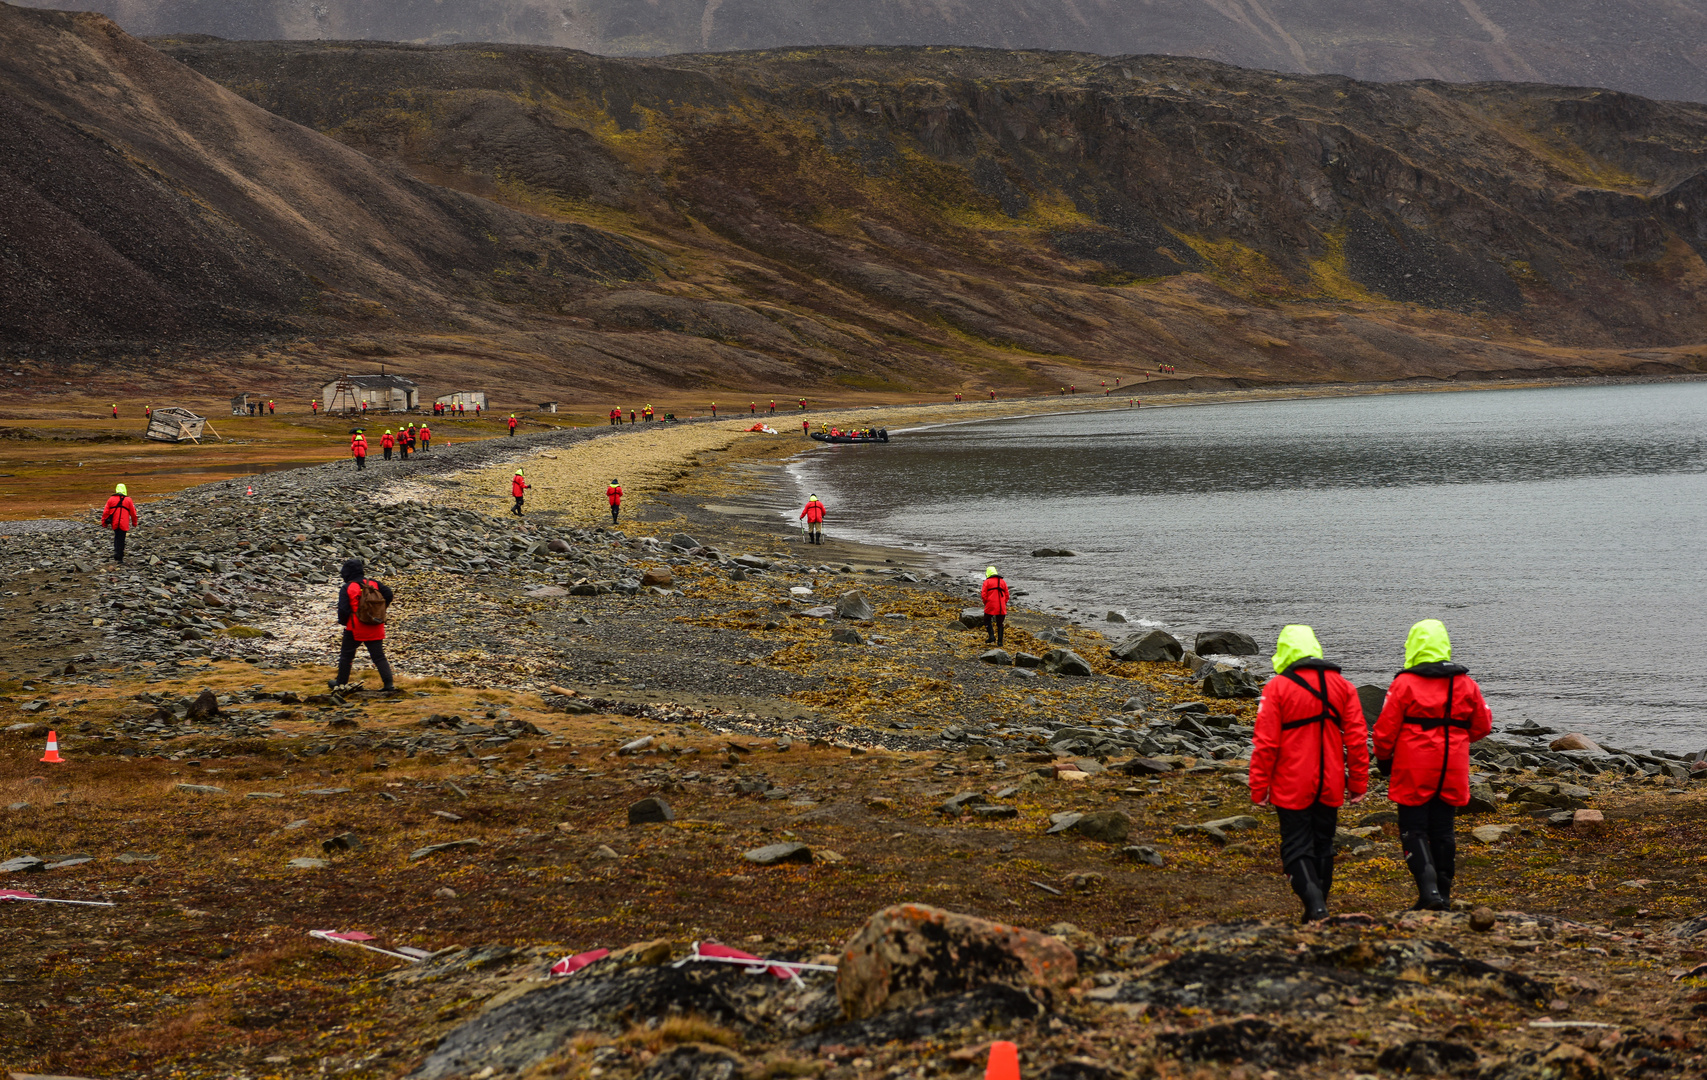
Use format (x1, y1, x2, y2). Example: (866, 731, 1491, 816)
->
(790, 382, 1707, 753)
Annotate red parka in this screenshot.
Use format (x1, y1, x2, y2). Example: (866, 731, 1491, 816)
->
(381, 432, 395, 449)
(800, 499, 825, 523)
(351, 435, 367, 458)
(607, 484, 623, 506)
(101, 493, 138, 532)
(1372, 665, 1492, 806)
(512, 475, 529, 498)
(344, 580, 385, 642)
(981, 575, 1009, 615)
(1249, 660, 1369, 810)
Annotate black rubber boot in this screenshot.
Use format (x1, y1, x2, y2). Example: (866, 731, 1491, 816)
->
(1287, 860, 1329, 923)
(1402, 832, 1449, 911)
(1316, 855, 1334, 908)
(1435, 837, 1456, 906)
(996, 626, 1005, 647)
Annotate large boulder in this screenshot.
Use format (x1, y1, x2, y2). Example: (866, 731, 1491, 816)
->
(835, 590, 875, 620)
(958, 608, 986, 629)
(1109, 629, 1183, 663)
(1200, 667, 1261, 699)
(1355, 685, 1386, 725)
(1041, 649, 1094, 677)
(1194, 630, 1258, 657)
(1550, 733, 1604, 754)
(836, 903, 1078, 1019)
(1071, 810, 1132, 843)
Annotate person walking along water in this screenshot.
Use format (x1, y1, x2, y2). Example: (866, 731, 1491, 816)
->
(799, 493, 826, 544)
(331, 558, 395, 693)
(981, 567, 1009, 647)
(607, 479, 623, 525)
(1373, 619, 1492, 911)
(101, 483, 138, 564)
(511, 471, 531, 516)
(1249, 625, 1368, 922)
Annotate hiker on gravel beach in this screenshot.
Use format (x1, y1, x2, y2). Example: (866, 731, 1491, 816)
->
(1373, 619, 1493, 912)
(607, 479, 622, 525)
(101, 483, 138, 563)
(419, 422, 431, 452)
(381, 429, 395, 460)
(332, 558, 395, 693)
(980, 566, 1008, 646)
(799, 493, 825, 544)
(508, 414, 518, 436)
(1249, 625, 1368, 923)
(511, 471, 531, 516)
(351, 430, 368, 470)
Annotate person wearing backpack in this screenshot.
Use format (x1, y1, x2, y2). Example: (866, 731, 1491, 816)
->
(1373, 619, 1493, 911)
(1249, 625, 1369, 922)
(332, 558, 395, 693)
(380, 429, 395, 460)
(511, 471, 531, 516)
(980, 567, 1009, 646)
(101, 483, 138, 563)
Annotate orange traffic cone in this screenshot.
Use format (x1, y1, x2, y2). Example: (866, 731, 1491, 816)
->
(986, 1041, 1020, 1080)
(40, 730, 64, 764)
(245, 485, 254, 496)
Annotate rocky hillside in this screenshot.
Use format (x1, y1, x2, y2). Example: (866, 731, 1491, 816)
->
(156, 33, 1707, 387)
(15, 0, 1707, 105)
(6, 1, 1707, 398)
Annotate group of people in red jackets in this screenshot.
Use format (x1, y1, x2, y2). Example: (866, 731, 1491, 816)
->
(1249, 619, 1492, 921)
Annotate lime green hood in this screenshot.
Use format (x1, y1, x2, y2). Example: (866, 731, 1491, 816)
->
(1271, 624, 1324, 673)
(1404, 619, 1452, 667)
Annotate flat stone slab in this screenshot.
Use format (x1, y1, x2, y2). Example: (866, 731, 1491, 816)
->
(303, 787, 353, 796)
(44, 857, 94, 870)
(114, 852, 159, 864)
(743, 842, 813, 866)
(288, 857, 329, 870)
(410, 838, 484, 861)
(174, 784, 227, 795)
(0, 856, 46, 873)
(245, 792, 285, 799)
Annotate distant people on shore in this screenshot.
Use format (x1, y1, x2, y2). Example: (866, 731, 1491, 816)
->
(508, 414, 518, 436)
(1374, 619, 1492, 912)
(332, 558, 395, 694)
(1249, 625, 1368, 923)
(799, 493, 825, 544)
(101, 483, 137, 564)
(610, 407, 621, 426)
(607, 479, 623, 524)
(981, 566, 1008, 647)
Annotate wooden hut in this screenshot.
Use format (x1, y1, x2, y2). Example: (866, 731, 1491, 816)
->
(435, 391, 487, 411)
(145, 408, 210, 443)
(538, 401, 559, 413)
(230, 392, 260, 416)
(321, 373, 420, 414)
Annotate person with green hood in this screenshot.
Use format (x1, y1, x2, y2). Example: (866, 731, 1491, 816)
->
(101, 483, 138, 563)
(1373, 619, 1493, 911)
(1249, 625, 1368, 922)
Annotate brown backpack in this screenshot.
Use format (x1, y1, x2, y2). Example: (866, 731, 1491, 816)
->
(354, 580, 388, 626)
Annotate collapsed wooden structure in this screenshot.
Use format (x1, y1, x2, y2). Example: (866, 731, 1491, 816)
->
(145, 408, 216, 443)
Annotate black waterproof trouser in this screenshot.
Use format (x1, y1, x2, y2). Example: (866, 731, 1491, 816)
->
(611, 505, 620, 524)
(1276, 801, 1339, 906)
(983, 613, 1005, 645)
(513, 496, 524, 516)
(355, 456, 366, 470)
(336, 630, 394, 688)
(112, 529, 127, 562)
(1398, 798, 1458, 900)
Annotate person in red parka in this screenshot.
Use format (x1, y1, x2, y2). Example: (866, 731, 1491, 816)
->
(1373, 619, 1493, 910)
(605, 479, 623, 525)
(332, 557, 395, 693)
(799, 493, 825, 544)
(980, 566, 1009, 647)
(101, 483, 138, 563)
(380, 429, 395, 460)
(1249, 625, 1369, 922)
(351, 430, 368, 470)
(511, 471, 531, 516)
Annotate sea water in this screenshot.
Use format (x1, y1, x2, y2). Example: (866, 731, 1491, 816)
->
(791, 381, 1707, 753)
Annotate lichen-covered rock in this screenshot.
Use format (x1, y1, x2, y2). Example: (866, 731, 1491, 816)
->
(836, 903, 1077, 1020)
(1109, 629, 1182, 663)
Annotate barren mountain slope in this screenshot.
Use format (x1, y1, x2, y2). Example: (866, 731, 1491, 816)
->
(18, 0, 1707, 104)
(155, 36, 1707, 386)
